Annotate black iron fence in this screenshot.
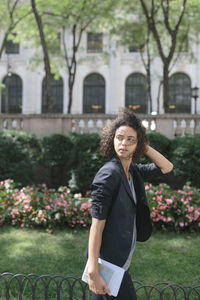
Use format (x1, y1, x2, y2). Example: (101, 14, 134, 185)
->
(0, 273, 200, 300)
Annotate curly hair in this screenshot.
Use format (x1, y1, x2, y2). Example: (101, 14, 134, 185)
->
(100, 108, 148, 162)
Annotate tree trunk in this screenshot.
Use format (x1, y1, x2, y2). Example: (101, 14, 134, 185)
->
(163, 61, 170, 113)
(0, 34, 8, 60)
(31, 0, 53, 113)
(66, 25, 78, 114)
(67, 77, 73, 114)
(146, 68, 152, 113)
(139, 0, 187, 114)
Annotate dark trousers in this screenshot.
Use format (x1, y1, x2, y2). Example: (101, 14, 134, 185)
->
(91, 271, 137, 300)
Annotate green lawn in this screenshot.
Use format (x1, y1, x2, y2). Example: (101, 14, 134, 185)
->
(0, 226, 199, 299)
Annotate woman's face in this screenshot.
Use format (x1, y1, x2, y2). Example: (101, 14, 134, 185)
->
(114, 126, 138, 160)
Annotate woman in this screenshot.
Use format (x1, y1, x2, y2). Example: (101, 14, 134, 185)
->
(87, 109, 173, 299)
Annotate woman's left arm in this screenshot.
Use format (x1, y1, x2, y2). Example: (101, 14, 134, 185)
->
(145, 146, 173, 174)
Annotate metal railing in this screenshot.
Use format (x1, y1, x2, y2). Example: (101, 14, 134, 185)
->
(0, 273, 199, 300)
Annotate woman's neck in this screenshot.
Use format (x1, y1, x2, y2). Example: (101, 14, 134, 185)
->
(120, 158, 132, 179)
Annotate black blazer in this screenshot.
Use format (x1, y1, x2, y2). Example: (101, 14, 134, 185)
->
(91, 155, 163, 267)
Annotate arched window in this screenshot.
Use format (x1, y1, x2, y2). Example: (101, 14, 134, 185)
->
(169, 73, 191, 113)
(83, 73, 105, 113)
(125, 73, 148, 113)
(42, 75, 63, 113)
(1, 74, 22, 113)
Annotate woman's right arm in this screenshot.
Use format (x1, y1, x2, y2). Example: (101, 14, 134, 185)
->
(88, 217, 111, 296)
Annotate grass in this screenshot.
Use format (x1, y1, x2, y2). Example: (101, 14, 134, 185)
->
(0, 226, 199, 299)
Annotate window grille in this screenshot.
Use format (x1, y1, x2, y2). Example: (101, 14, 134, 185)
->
(1, 74, 22, 113)
(125, 73, 148, 113)
(83, 73, 105, 113)
(5, 36, 19, 54)
(87, 33, 103, 53)
(169, 73, 191, 113)
(129, 45, 143, 53)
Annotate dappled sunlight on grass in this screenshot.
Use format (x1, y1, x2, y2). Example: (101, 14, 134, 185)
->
(131, 231, 200, 286)
(0, 227, 199, 287)
(0, 227, 89, 276)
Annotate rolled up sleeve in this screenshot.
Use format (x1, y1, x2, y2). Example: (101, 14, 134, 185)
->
(91, 166, 119, 220)
(136, 163, 163, 181)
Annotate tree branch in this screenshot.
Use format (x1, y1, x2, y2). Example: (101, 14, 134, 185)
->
(169, 25, 190, 73)
(161, 0, 173, 35)
(173, 0, 187, 36)
(140, 0, 166, 62)
(62, 26, 70, 70)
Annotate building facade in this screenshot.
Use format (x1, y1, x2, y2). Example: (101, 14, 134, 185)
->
(0, 30, 199, 116)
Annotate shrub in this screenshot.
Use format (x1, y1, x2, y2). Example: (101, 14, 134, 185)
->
(0, 179, 91, 232)
(171, 135, 200, 188)
(146, 183, 200, 232)
(40, 134, 74, 189)
(0, 179, 199, 233)
(0, 130, 40, 186)
(69, 133, 106, 194)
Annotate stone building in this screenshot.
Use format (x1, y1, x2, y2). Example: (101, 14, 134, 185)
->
(0, 31, 199, 138)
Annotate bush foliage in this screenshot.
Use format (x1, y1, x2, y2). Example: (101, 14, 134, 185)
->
(40, 134, 74, 188)
(171, 135, 200, 188)
(0, 179, 199, 233)
(0, 179, 91, 232)
(0, 130, 200, 190)
(146, 183, 200, 232)
(0, 130, 40, 186)
(69, 133, 106, 193)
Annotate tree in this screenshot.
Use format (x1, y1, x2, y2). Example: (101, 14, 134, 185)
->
(30, 0, 53, 113)
(115, 5, 155, 113)
(117, 0, 200, 113)
(14, 0, 119, 114)
(42, 0, 119, 113)
(138, 0, 200, 113)
(0, 0, 30, 60)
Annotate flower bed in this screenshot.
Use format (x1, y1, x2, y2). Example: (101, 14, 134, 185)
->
(146, 183, 200, 232)
(0, 179, 91, 233)
(0, 179, 200, 233)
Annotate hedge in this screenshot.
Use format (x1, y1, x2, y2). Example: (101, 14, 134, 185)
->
(69, 133, 106, 194)
(0, 179, 199, 233)
(0, 130, 40, 186)
(170, 135, 200, 188)
(0, 130, 200, 191)
(39, 134, 74, 189)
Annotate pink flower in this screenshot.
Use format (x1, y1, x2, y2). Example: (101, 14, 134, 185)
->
(186, 206, 194, 213)
(45, 205, 51, 211)
(194, 209, 200, 221)
(186, 214, 193, 223)
(179, 222, 185, 227)
(80, 201, 91, 210)
(159, 205, 168, 210)
(165, 199, 173, 205)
